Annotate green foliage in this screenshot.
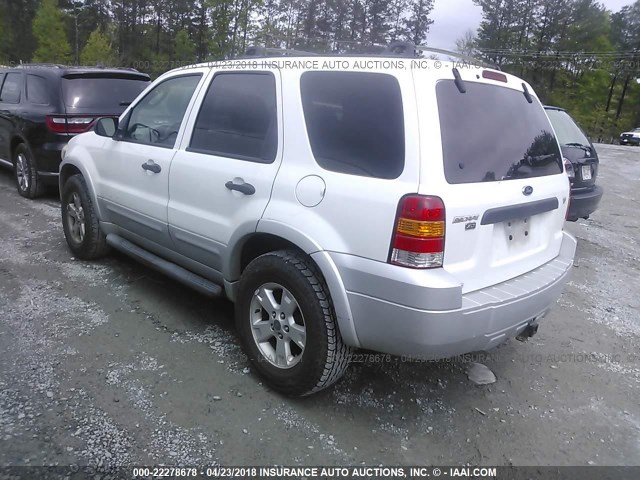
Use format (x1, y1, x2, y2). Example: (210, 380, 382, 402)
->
(80, 28, 117, 66)
(32, 0, 72, 64)
(0, 5, 7, 64)
(475, 0, 640, 142)
(174, 29, 196, 63)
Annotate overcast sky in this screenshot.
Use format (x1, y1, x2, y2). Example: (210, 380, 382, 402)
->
(428, 0, 634, 50)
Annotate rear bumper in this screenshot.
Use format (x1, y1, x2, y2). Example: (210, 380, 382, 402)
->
(568, 185, 603, 221)
(33, 141, 68, 176)
(331, 232, 577, 359)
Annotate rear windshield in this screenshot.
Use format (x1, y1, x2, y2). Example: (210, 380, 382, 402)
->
(437, 81, 562, 184)
(545, 109, 590, 147)
(62, 76, 149, 110)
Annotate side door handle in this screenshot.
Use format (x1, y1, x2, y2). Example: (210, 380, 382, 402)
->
(142, 160, 161, 174)
(225, 180, 255, 195)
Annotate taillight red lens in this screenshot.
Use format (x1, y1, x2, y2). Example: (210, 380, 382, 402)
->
(390, 195, 445, 269)
(46, 115, 96, 134)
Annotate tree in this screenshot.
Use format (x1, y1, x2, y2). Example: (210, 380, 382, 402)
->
(32, 0, 73, 63)
(80, 28, 117, 66)
(455, 30, 478, 56)
(0, 4, 8, 64)
(174, 29, 196, 62)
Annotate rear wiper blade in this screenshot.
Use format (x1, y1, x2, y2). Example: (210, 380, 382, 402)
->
(565, 142, 592, 151)
(565, 142, 587, 147)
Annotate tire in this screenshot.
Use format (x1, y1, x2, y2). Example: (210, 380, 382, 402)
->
(61, 174, 110, 260)
(14, 143, 44, 199)
(236, 250, 351, 396)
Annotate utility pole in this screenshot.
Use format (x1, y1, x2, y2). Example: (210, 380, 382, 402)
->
(74, 1, 80, 65)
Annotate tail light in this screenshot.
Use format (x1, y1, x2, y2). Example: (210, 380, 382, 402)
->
(563, 157, 575, 179)
(46, 115, 96, 134)
(389, 195, 445, 269)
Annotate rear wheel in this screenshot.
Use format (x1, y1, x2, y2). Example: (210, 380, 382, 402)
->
(14, 143, 44, 199)
(236, 250, 351, 396)
(61, 174, 110, 260)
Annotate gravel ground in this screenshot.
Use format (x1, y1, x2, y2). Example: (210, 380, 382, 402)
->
(0, 144, 638, 468)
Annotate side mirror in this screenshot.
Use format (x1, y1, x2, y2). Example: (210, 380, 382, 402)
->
(94, 117, 118, 138)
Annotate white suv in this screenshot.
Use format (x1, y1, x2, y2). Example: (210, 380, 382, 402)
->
(59, 44, 577, 396)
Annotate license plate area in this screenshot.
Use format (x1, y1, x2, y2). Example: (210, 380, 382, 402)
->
(581, 165, 592, 180)
(505, 217, 531, 245)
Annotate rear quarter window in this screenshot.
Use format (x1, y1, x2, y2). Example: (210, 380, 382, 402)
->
(26, 75, 50, 105)
(437, 80, 562, 184)
(300, 71, 405, 179)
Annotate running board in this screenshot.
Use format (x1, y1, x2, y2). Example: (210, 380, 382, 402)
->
(106, 234, 223, 298)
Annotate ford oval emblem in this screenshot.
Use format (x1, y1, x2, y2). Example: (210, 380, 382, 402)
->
(523, 186, 534, 196)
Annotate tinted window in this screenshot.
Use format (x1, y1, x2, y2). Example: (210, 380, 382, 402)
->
(0, 73, 22, 104)
(123, 74, 201, 148)
(190, 73, 277, 163)
(437, 81, 562, 184)
(301, 72, 404, 179)
(26, 75, 50, 104)
(62, 76, 149, 110)
(545, 109, 590, 147)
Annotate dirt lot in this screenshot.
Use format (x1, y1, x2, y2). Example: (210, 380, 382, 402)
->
(0, 144, 638, 468)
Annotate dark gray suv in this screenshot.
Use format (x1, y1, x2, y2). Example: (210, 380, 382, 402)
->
(545, 106, 603, 221)
(0, 64, 149, 198)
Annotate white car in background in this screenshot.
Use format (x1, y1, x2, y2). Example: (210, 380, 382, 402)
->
(620, 127, 640, 146)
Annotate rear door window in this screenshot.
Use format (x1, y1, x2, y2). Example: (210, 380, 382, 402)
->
(300, 72, 405, 179)
(437, 81, 562, 184)
(62, 75, 149, 110)
(189, 73, 278, 163)
(26, 75, 50, 104)
(0, 73, 22, 104)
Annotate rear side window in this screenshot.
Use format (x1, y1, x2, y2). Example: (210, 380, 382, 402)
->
(301, 72, 405, 179)
(437, 81, 562, 184)
(62, 76, 149, 110)
(0, 73, 22, 104)
(189, 73, 278, 163)
(545, 109, 590, 147)
(26, 75, 50, 104)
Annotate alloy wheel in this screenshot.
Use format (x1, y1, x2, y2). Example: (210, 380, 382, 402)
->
(66, 192, 86, 244)
(249, 282, 306, 369)
(16, 153, 29, 192)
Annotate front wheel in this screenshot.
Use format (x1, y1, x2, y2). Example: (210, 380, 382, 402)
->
(61, 174, 110, 260)
(236, 250, 351, 396)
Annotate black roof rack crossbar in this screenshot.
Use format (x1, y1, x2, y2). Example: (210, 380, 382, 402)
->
(239, 42, 499, 69)
(242, 46, 317, 58)
(384, 41, 500, 70)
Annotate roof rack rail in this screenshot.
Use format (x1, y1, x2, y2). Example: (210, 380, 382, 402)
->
(15, 63, 66, 69)
(241, 45, 317, 58)
(384, 41, 500, 70)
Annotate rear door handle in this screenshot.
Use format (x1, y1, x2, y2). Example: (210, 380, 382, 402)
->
(225, 181, 255, 195)
(142, 160, 161, 174)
